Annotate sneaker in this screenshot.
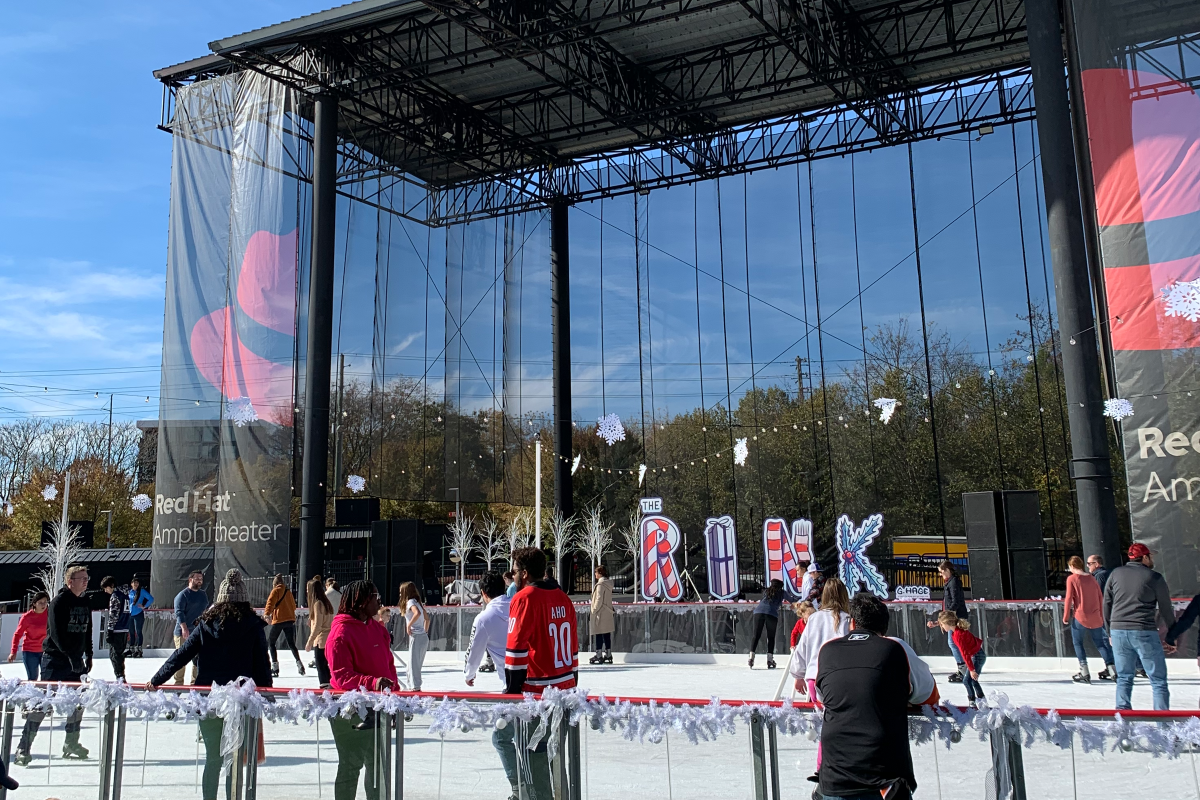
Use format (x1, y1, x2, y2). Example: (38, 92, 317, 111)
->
(62, 741, 89, 760)
(1072, 672, 1091, 684)
(13, 750, 30, 767)
(948, 672, 963, 683)
(1136, 667, 1148, 679)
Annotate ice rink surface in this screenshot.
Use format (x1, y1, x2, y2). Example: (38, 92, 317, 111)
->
(5, 652, 1200, 800)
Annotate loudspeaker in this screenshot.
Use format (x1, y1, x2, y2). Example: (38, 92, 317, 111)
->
(369, 520, 437, 605)
(963, 492, 1009, 600)
(962, 490, 1047, 600)
(336, 497, 380, 527)
(1003, 491, 1047, 599)
(42, 520, 95, 550)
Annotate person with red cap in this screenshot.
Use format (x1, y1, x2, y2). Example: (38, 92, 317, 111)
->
(1102, 542, 1176, 710)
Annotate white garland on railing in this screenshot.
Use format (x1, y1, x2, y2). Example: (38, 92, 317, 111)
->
(3, 680, 1200, 759)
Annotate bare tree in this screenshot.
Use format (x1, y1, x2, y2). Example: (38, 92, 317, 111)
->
(616, 511, 641, 600)
(36, 520, 85, 596)
(478, 516, 506, 571)
(579, 506, 612, 591)
(506, 510, 534, 568)
(548, 509, 577, 586)
(448, 515, 476, 606)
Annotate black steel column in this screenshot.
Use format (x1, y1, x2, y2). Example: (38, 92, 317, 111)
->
(1026, 0, 1122, 569)
(550, 199, 574, 517)
(299, 94, 338, 596)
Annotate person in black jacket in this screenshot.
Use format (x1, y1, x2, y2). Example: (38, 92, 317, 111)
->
(149, 569, 272, 800)
(15, 565, 98, 765)
(102, 576, 131, 681)
(927, 560, 968, 683)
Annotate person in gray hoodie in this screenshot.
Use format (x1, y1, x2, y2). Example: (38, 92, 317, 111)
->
(1102, 542, 1176, 710)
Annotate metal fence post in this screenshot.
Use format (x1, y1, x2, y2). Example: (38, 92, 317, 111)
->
(749, 712, 768, 800)
(516, 719, 533, 800)
(989, 719, 1028, 800)
(567, 722, 581, 800)
(380, 713, 393, 800)
(98, 707, 116, 800)
(244, 716, 260, 800)
(0, 701, 14, 800)
(555, 722, 568, 800)
(766, 720, 781, 800)
(112, 707, 127, 800)
(395, 712, 405, 800)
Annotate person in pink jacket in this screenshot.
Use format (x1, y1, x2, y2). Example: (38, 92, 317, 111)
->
(325, 580, 398, 800)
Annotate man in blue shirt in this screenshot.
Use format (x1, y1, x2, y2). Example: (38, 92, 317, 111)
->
(172, 571, 210, 685)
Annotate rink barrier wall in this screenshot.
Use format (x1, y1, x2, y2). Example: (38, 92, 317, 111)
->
(3, 678, 1200, 800)
(63, 598, 1200, 661)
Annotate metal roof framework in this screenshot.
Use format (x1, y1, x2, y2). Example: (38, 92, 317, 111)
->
(150, 0, 1191, 226)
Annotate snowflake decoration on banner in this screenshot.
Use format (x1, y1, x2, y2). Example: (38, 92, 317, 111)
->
(1161, 278, 1200, 322)
(836, 513, 889, 599)
(130, 494, 152, 513)
(226, 397, 258, 427)
(733, 438, 749, 466)
(42, 485, 58, 502)
(872, 397, 899, 424)
(1103, 398, 1135, 421)
(346, 475, 367, 494)
(597, 413, 626, 446)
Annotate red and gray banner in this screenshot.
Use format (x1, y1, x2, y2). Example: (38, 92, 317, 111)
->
(1071, 0, 1200, 594)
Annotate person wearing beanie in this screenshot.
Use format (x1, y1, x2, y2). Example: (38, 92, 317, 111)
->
(150, 569, 272, 800)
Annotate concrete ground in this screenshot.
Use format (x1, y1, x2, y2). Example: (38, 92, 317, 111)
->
(4, 652, 1199, 800)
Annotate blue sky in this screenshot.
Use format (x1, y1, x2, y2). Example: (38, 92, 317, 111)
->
(0, 2, 1052, 426)
(0, 2, 329, 422)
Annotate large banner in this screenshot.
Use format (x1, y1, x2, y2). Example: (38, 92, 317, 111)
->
(1071, 0, 1200, 593)
(151, 72, 299, 604)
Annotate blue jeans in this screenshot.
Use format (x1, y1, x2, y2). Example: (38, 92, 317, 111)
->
(947, 630, 964, 665)
(21, 650, 40, 681)
(129, 612, 145, 648)
(1070, 619, 1114, 666)
(963, 652, 986, 701)
(1111, 629, 1169, 710)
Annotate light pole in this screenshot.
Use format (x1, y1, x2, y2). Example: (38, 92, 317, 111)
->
(100, 509, 113, 549)
(534, 440, 542, 548)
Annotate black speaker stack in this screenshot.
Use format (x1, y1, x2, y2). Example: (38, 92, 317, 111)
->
(962, 490, 1048, 600)
(369, 520, 447, 605)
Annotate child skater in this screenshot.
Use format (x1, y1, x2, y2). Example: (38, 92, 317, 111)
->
(939, 610, 985, 708)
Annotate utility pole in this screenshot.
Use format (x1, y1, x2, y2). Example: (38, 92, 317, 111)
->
(794, 357, 807, 401)
(107, 394, 113, 466)
(100, 509, 113, 549)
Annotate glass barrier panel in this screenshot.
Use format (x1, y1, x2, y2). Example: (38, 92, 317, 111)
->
(7, 702, 105, 800)
(1066, 726, 1200, 800)
(911, 727, 994, 800)
(400, 707, 513, 799)
(118, 712, 203, 800)
(254, 716, 332, 799)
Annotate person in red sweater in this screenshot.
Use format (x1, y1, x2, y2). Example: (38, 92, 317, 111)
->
(789, 600, 816, 649)
(500, 548, 576, 800)
(939, 611, 985, 708)
(325, 580, 398, 800)
(8, 592, 50, 680)
(1064, 555, 1115, 683)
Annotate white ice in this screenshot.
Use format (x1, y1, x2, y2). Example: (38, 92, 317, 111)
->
(5, 652, 1199, 800)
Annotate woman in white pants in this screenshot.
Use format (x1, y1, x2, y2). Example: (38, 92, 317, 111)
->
(398, 581, 428, 691)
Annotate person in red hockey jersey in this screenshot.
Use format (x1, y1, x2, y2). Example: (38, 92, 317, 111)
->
(496, 547, 576, 800)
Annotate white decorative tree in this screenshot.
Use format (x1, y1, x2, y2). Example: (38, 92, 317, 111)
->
(478, 516, 506, 572)
(616, 511, 641, 601)
(579, 506, 613, 590)
(507, 510, 535, 568)
(548, 510, 577, 586)
(37, 519, 84, 596)
(448, 515, 476, 606)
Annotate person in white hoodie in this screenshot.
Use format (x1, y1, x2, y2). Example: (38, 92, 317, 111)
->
(464, 570, 521, 800)
(788, 576, 851, 703)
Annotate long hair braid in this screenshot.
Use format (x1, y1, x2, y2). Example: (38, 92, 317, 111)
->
(339, 580, 379, 618)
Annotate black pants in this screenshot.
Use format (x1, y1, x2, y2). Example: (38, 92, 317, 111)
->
(594, 633, 612, 651)
(108, 631, 128, 680)
(268, 621, 300, 665)
(19, 664, 84, 754)
(314, 646, 331, 686)
(749, 613, 778, 655)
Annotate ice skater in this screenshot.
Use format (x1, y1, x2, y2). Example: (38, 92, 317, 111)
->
(928, 560, 968, 683)
(789, 600, 816, 650)
(589, 565, 615, 664)
(939, 611, 985, 707)
(1063, 555, 1114, 683)
(8, 591, 49, 680)
(399, 581, 428, 691)
(748, 579, 785, 668)
(265, 574, 304, 677)
(790, 577, 851, 701)
(126, 576, 153, 658)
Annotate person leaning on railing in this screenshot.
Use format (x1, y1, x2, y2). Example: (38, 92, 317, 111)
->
(148, 569, 273, 800)
(325, 580, 398, 800)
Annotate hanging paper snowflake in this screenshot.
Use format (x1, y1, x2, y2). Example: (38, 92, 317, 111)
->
(1103, 398, 1135, 421)
(42, 485, 58, 502)
(872, 397, 898, 424)
(1161, 278, 1200, 323)
(597, 413, 626, 446)
(571, 454, 582, 475)
(733, 437, 749, 466)
(346, 474, 367, 494)
(226, 397, 259, 427)
(637, 464, 647, 486)
(131, 494, 152, 513)
(836, 513, 889, 599)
